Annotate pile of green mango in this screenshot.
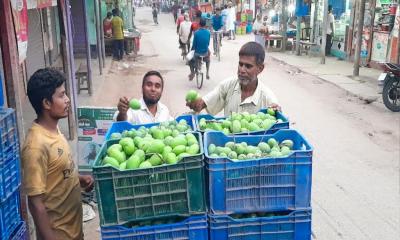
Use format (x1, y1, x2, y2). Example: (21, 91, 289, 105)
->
(208, 138, 294, 160)
(102, 121, 200, 170)
(198, 110, 283, 134)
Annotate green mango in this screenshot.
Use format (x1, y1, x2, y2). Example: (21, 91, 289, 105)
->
(210, 153, 219, 158)
(268, 138, 278, 148)
(235, 144, 246, 155)
(171, 129, 180, 137)
(199, 121, 207, 130)
(222, 128, 230, 135)
(186, 144, 200, 155)
(246, 153, 255, 159)
(231, 120, 242, 133)
(119, 161, 127, 170)
(128, 129, 137, 138)
(187, 137, 198, 146)
(240, 119, 249, 129)
(258, 142, 271, 153)
(228, 151, 238, 159)
(146, 140, 165, 154)
(123, 143, 136, 156)
(271, 145, 281, 152)
(122, 130, 129, 137)
(148, 154, 163, 166)
(129, 98, 141, 110)
(257, 112, 267, 120)
(173, 145, 187, 155)
(139, 161, 152, 168)
(219, 152, 227, 157)
(107, 144, 122, 155)
(248, 122, 260, 131)
(170, 137, 187, 148)
(110, 132, 122, 140)
(280, 146, 291, 156)
(208, 144, 216, 154)
(245, 146, 258, 155)
(177, 152, 191, 161)
(152, 128, 165, 139)
(133, 149, 145, 162)
(280, 140, 294, 150)
(165, 152, 178, 164)
(186, 90, 198, 102)
(119, 137, 134, 147)
(162, 146, 173, 159)
(267, 108, 276, 116)
(103, 156, 120, 168)
(238, 154, 247, 160)
(164, 136, 174, 146)
(222, 120, 231, 129)
(162, 128, 172, 137)
(225, 141, 235, 150)
(126, 154, 141, 169)
(176, 123, 188, 132)
(108, 148, 126, 163)
(269, 151, 282, 157)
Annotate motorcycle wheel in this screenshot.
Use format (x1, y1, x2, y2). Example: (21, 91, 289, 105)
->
(382, 77, 400, 112)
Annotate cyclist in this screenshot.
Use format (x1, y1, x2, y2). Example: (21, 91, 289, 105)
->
(188, 10, 203, 45)
(178, 13, 192, 56)
(188, 18, 211, 80)
(211, 8, 224, 55)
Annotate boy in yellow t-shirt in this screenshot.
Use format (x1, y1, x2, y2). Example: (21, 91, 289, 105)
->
(22, 68, 94, 240)
(111, 8, 124, 61)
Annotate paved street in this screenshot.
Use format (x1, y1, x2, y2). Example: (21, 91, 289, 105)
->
(82, 7, 400, 240)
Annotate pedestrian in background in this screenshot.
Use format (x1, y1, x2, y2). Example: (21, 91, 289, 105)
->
(226, 2, 236, 40)
(103, 12, 113, 38)
(326, 5, 335, 56)
(111, 9, 124, 61)
(152, 4, 159, 24)
(253, 14, 267, 49)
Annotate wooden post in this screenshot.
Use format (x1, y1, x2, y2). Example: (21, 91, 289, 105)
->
(94, 0, 103, 75)
(281, 0, 288, 51)
(320, 0, 329, 64)
(296, 16, 301, 55)
(83, 0, 93, 95)
(353, 0, 366, 77)
(312, 0, 319, 43)
(99, 0, 106, 68)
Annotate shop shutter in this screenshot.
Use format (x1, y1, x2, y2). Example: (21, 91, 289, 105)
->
(26, 9, 46, 79)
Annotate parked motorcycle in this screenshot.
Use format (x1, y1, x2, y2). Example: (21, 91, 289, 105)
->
(378, 63, 400, 112)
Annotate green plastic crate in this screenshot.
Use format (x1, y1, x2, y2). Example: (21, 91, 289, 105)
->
(93, 133, 206, 226)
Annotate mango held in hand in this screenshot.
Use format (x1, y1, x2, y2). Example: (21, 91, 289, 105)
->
(129, 98, 141, 110)
(185, 90, 199, 102)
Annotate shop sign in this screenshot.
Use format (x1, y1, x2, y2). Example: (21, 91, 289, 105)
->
(11, 0, 28, 63)
(27, 0, 53, 9)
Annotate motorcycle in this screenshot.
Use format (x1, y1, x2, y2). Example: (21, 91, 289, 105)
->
(378, 63, 400, 112)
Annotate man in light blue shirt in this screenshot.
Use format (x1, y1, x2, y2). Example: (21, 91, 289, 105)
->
(189, 18, 211, 80)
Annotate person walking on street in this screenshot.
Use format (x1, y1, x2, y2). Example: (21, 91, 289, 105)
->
(179, 13, 192, 54)
(226, 1, 236, 40)
(186, 42, 280, 116)
(152, 4, 159, 24)
(111, 9, 124, 60)
(188, 18, 211, 80)
(114, 71, 172, 124)
(253, 14, 267, 49)
(22, 68, 94, 240)
(103, 12, 113, 38)
(211, 8, 224, 55)
(326, 5, 335, 56)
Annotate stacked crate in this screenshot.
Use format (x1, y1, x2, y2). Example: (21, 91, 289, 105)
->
(0, 108, 25, 240)
(198, 109, 313, 240)
(93, 115, 208, 240)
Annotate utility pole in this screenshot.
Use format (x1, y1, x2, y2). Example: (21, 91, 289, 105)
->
(353, 0, 366, 77)
(281, 0, 288, 51)
(320, 0, 329, 64)
(296, 16, 301, 55)
(94, 0, 103, 75)
(312, 0, 319, 43)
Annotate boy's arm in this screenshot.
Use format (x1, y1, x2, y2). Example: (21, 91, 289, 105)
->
(28, 195, 57, 240)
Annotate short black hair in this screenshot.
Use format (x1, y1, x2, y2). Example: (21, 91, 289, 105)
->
(328, 5, 332, 12)
(195, 10, 202, 18)
(181, 9, 185, 14)
(112, 8, 119, 16)
(199, 18, 206, 27)
(107, 12, 112, 18)
(142, 70, 164, 88)
(27, 68, 66, 116)
(239, 42, 265, 65)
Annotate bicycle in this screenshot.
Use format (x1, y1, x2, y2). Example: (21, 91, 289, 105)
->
(194, 55, 206, 89)
(212, 30, 223, 61)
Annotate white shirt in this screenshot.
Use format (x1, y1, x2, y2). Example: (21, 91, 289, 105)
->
(327, 13, 335, 35)
(203, 76, 279, 116)
(113, 98, 172, 124)
(179, 20, 192, 43)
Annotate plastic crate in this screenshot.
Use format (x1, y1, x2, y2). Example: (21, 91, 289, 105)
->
(204, 130, 313, 214)
(0, 153, 21, 202)
(101, 215, 208, 240)
(0, 190, 21, 240)
(93, 132, 206, 226)
(10, 221, 27, 240)
(105, 114, 195, 140)
(0, 108, 19, 159)
(195, 108, 289, 135)
(209, 210, 312, 240)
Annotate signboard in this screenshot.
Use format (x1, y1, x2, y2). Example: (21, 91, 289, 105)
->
(77, 107, 117, 170)
(27, 0, 53, 9)
(371, 32, 389, 62)
(11, 0, 28, 63)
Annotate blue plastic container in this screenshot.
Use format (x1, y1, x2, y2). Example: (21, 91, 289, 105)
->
(104, 115, 195, 140)
(0, 108, 19, 160)
(0, 190, 21, 240)
(0, 153, 21, 202)
(204, 130, 313, 214)
(195, 108, 289, 135)
(10, 221, 27, 240)
(209, 210, 312, 240)
(101, 215, 208, 240)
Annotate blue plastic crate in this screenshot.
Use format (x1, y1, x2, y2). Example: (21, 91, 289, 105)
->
(209, 210, 312, 240)
(204, 130, 313, 214)
(0, 190, 21, 240)
(195, 108, 289, 135)
(101, 215, 208, 240)
(0, 108, 19, 159)
(104, 114, 196, 140)
(0, 153, 21, 202)
(10, 221, 27, 240)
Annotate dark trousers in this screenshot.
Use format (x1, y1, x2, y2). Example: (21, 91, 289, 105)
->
(113, 39, 124, 60)
(326, 34, 332, 56)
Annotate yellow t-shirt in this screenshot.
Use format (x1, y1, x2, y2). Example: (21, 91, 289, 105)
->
(21, 123, 83, 240)
(111, 16, 124, 40)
